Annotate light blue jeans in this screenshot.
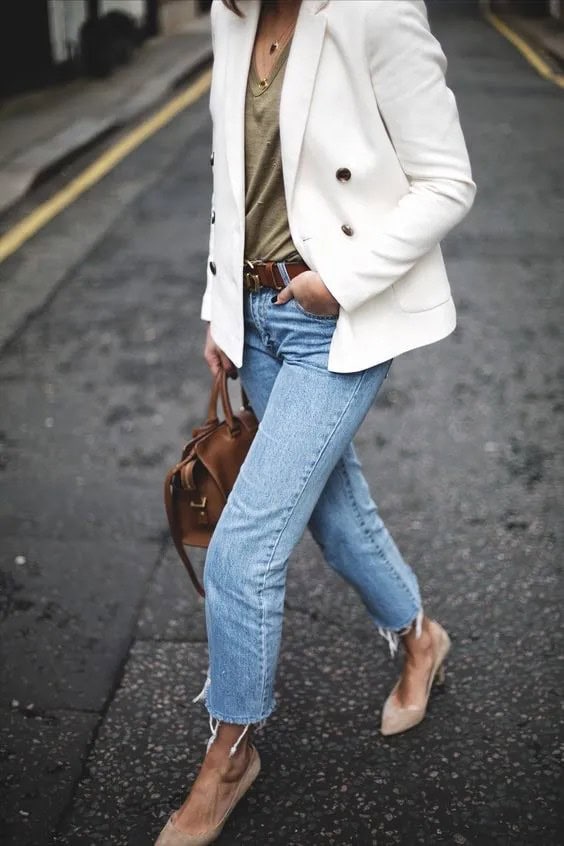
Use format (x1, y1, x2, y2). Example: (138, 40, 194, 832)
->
(195, 283, 422, 747)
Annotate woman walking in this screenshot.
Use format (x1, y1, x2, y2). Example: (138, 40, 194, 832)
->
(156, 0, 475, 843)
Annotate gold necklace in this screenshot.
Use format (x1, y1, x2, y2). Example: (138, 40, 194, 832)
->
(268, 19, 296, 55)
(257, 17, 296, 88)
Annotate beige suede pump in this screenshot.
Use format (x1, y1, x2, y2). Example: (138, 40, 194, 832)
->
(154, 744, 261, 846)
(380, 619, 451, 736)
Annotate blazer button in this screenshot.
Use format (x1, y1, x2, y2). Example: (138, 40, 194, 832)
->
(341, 224, 354, 237)
(336, 167, 351, 182)
(209, 260, 217, 275)
(210, 151, 214, 167)
(211, 210, 215, 224)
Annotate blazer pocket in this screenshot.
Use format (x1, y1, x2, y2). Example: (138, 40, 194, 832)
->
(391, 280, 451, 313)
(391, 253, 452, 313)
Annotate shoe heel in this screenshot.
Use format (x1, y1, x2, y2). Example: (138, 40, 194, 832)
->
(434, 663, 446, 686)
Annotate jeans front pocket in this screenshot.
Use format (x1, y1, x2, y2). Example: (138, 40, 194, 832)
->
(292, 297, 339, 321)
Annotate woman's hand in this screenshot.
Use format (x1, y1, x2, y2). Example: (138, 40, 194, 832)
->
(273, 271, 340, 317)
(204, 323, 238, 378)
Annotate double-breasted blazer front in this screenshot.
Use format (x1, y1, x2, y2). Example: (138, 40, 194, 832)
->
(200, 0, 476, 373)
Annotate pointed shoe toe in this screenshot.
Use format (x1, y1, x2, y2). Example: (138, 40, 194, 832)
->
(380, 692, 425, 736)
(154, 746, 261, 846)
(154, 815, 197, 846)
(380, 622, 451, 737)
(154, 814, 225, 846)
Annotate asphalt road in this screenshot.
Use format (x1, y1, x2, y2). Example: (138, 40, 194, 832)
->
(1, 4, 563, 845)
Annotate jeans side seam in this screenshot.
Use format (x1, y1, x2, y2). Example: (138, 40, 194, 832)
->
(257, 368, 369, 714)
(338, 458, 421, 608)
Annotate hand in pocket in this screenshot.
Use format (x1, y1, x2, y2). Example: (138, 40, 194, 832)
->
(272, 270, 340, 317)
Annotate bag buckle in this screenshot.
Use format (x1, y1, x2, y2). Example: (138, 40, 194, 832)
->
(243, 260, 261, 293)
(190, 495, 208, 525)
(190, 495, 207, 509)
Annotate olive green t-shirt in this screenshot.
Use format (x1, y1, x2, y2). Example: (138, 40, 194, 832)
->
(244, 38, 302, 263)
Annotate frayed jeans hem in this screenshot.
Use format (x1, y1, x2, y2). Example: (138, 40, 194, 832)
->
(376, 607, 424, 658)
(202, 704, 275, 726)
(192, 671, 275, 728)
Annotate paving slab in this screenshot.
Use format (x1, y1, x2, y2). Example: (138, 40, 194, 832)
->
(136, 543, 207, 643)
(0, 536, 160, 711)
(54, 622, 562, 845)
(0, 707, 98, 846)
(0, 476, 167, 544)
(52, 640, 209, 846)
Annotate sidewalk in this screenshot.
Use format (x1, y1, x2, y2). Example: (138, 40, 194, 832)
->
(0, 15, 212, 216)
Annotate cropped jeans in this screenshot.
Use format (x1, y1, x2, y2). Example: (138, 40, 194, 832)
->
(194, 283, 422, 748)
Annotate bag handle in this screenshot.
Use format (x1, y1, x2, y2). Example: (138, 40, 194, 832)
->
(222, 378, 240, 434)
(210, 369, 252, 419)
(241, 384, 251, 409)
(192, 372, 240, 439)
(206, 374, 222, 424)
(215, 370, 248, 435)
(189, 374, 222, 439)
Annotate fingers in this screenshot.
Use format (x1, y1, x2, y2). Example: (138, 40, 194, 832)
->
(219, 351, 238, 379)
(272, 282, 294, 305)
(204, 350, 221, 377)
(204, 330, 237, 378)
(205, 351, 237, 379)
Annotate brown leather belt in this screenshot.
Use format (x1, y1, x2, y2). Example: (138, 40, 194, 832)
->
(243, 260, 309, 292)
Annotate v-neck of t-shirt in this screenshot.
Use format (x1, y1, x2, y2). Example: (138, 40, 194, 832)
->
(249, 37, 293, 98)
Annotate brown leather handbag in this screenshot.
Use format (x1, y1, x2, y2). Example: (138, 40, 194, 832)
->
(163, 371, 258, 597)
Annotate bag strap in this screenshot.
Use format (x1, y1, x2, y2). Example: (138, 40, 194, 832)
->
(163, 463, 206, 598)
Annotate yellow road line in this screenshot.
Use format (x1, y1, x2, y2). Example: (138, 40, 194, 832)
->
(0, 68, 212, 265)
(481, 0, 564, 88)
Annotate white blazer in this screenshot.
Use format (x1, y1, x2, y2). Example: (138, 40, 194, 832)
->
(201, 0, 476, 373)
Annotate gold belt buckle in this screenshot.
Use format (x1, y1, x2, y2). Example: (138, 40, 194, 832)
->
(243, 259, 261, 293)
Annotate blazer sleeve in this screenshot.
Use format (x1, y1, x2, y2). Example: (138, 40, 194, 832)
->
(319, 0, 477, 314)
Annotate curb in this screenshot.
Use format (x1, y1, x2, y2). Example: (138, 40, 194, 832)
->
(0, 40, 212, 217)
(480, 0, 564, 87)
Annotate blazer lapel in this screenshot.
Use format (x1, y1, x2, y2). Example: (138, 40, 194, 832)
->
(224, 0, 261, 222)
(280, 2, 327, 213)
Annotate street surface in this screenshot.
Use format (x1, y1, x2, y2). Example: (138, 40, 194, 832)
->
(1, 4, 562, 844)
